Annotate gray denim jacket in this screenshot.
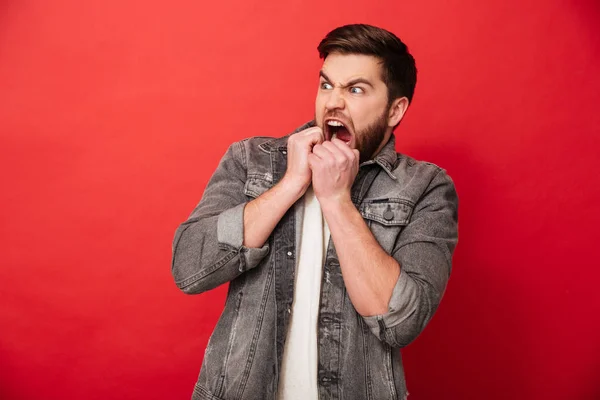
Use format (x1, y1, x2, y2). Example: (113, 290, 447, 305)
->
(171, 121, 459, 400)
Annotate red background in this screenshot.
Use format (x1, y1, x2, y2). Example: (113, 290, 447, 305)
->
(1, 0, 599, 399)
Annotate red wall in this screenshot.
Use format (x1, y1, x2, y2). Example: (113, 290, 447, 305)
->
(1, 1, 598, 399)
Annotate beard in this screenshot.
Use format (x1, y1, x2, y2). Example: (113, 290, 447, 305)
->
(354, 109, 389, 163)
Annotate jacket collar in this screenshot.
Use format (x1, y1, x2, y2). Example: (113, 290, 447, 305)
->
(260, 120, 398, 180)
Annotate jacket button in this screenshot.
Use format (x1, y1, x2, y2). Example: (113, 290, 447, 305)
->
(287, 251, 293, 257)
(383, 209, 394, 221)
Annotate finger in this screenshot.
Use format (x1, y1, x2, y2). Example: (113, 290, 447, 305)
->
(311, 128, 325, 145)
(289, 129, 323, 155)
(301, 127, 324, 143)
(311, 143, 333, 160)
(342, 142, 360, 166)
(297, 131, 323, 152)
(322, 140, 348, 164)
(290, 127, 321, 144)
(331, 138, 356, 159)
(300, 126, 321, 135)
(307, 153, 320, 169)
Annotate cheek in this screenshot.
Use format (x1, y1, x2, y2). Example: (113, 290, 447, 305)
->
(352, 102, 383, 128)
(347, 106, 369, 131)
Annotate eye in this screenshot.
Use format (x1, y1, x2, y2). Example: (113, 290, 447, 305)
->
(321, 82, 333, 90)
(350, 87, 364, 94)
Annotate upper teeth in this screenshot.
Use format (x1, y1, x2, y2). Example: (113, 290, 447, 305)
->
(327, 120, 344, 127)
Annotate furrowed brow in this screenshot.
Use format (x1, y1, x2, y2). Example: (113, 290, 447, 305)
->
(318, 71, 373, 89)
(319, 70, 331, 82)
(345, 78, 374, 88)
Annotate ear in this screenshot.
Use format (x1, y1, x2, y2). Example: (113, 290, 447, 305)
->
(387, 97, 410, 128)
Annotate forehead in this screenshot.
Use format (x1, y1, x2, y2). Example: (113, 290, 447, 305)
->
(320, 52, 385, 84)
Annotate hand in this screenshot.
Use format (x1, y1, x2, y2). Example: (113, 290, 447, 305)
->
(281, 126, 324, 195)
(308, 138, 360, 205)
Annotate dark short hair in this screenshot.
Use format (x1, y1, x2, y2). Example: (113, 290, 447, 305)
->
(317, 24, 417, 104)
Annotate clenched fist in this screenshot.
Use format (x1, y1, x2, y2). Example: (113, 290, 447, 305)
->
(281, 126, 324, 195)
(308, 138, 360, 205)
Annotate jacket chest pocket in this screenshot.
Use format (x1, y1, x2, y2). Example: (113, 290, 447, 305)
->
(244, 174, 273, 199)
(359, 198, 414, 254)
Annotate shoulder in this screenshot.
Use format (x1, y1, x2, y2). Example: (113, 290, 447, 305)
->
(229, 136, 287, 167)
(368, 152, 456, 208)
(392, 152, 455, 188)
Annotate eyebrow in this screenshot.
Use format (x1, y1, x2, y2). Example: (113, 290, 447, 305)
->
(319, 70, 374, 89)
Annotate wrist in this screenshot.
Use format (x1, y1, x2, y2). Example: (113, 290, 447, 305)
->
(278, 175, 308, 201)
(319, 193, 354, 214)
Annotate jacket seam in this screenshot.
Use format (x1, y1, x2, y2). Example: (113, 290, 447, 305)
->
(360, 317, 373, 400)
(176, 250, 238, 289)
(235, 264, 275, 398)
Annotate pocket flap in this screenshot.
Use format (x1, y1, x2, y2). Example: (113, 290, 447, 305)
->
(360, 198, 413, 226)
(244, 174, 273, 198)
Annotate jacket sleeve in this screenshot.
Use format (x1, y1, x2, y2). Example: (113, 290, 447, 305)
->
(171, 140, 270, 295)
(362, 168, 459, 347)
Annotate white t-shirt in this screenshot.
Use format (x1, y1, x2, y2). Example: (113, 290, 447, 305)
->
(277, 186, 330, 400)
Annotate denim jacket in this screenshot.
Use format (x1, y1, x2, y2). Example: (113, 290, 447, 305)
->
(171, 121, 459, 400)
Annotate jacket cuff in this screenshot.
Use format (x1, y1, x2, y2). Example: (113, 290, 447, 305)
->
(362, 269, 419, 336)
(217, 203, 270, 272)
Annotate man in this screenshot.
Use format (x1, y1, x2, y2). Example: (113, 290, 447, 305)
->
(172, 24, 458, 400)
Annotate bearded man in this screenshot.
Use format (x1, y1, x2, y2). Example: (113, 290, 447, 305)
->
(172, 23, 459, 400)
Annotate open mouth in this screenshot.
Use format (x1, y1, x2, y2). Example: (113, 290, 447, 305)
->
(325, 119, 352, 144)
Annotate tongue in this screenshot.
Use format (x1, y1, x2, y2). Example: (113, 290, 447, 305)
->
(335, 127, 352, 143)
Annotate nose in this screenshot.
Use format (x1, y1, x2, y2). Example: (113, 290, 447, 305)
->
(325, 88, 345, 111)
